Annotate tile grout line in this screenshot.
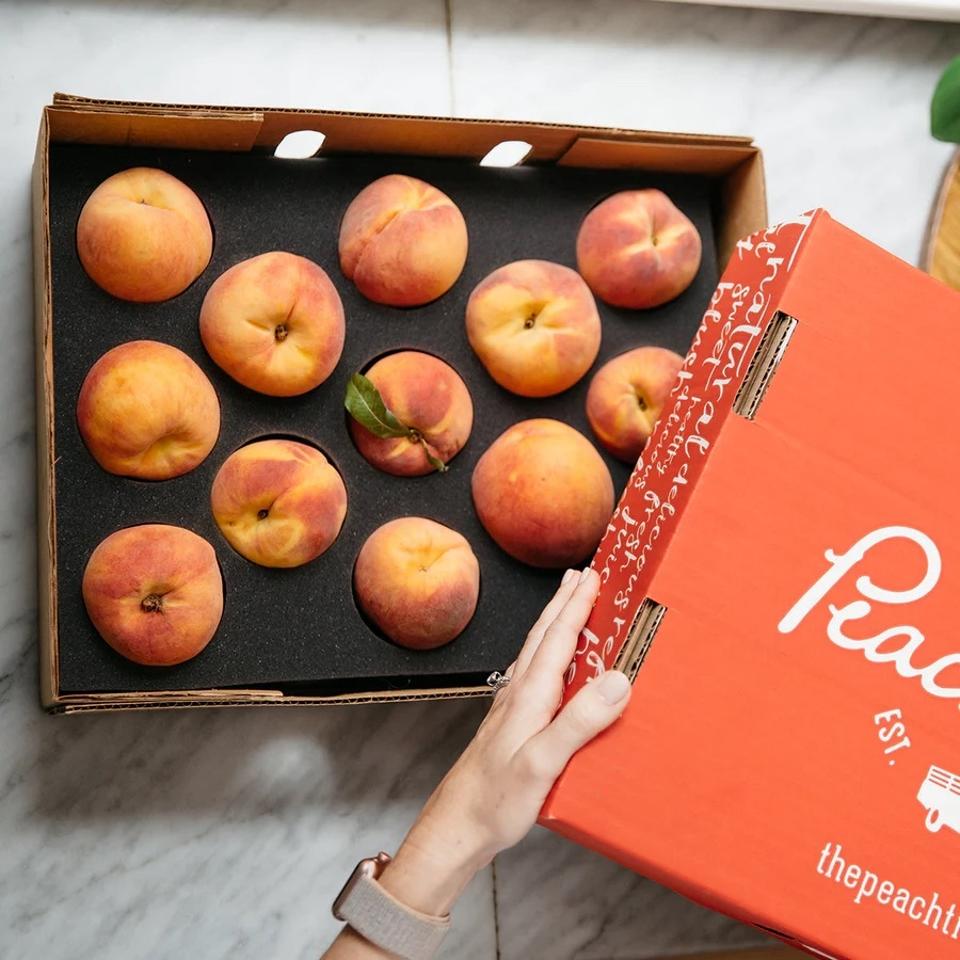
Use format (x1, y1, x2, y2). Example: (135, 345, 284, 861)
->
(443, 0, 456, 116)
(491, 856, 502, 960)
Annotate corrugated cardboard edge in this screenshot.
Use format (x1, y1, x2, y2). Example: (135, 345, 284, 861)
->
(51, 685, 492, 715)
(46, 94, 766, 267)
(718, 150, 768, 276)
(36, 94, 768, 714)
(50, 91, 755, 148)
(34, 108, 58, 710)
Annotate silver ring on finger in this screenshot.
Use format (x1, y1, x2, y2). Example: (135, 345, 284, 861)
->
(486, 670, 511, 694)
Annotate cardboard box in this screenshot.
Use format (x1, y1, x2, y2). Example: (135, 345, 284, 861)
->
(542, 210, 960, 959)
(33, 94, 766, 713)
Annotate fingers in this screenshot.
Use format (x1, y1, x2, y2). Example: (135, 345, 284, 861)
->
(524, 568, 600, 691)
(491, 662, 515, 702)
(512, 568, 581, 679)
(515, 670, 632, 785)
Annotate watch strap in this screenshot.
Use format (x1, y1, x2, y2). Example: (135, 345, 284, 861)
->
(339, 869, 450, 959)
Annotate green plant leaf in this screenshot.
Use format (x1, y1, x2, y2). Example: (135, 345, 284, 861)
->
(344, 373, 409, 439)
(932, 56, 960, 143)
(422, 445, 449, 474)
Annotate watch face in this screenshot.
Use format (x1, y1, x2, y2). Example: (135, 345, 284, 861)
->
(332, 859, 372, 920)
(331, 853, 391, 920)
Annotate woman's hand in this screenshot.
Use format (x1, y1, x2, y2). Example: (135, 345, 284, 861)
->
(377, 567, 631, 916)
(323, 567, 631, 958)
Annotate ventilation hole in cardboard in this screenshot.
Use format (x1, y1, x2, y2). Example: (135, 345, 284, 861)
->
(733, 311, 797, 420)
(612, 598, 666, 683)
(345, 348, 471, 476)
(273, 130, 326, 159)
(479, 140, 533, 168)
(350, 520, 481, 653)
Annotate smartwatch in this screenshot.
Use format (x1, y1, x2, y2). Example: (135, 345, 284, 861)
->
(332, 852, 451, 959)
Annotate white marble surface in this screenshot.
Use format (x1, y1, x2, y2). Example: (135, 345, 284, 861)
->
(494, 828, 770, 959)
(1, 1, 958, 958)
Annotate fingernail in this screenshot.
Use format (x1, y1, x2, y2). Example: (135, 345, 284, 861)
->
(562, 568, 576, 584)
(596, 670, 630, 704)
(578, 567, 594, 585)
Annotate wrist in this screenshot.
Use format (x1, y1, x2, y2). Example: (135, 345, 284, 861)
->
(380, 819, 491, 917)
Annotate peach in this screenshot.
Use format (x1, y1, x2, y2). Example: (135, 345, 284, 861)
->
(348, 351, 473, 476)
(82, 524, 223, 666)
(586, 346, 684, 463)
(200, 252, 345, 397)
(466, 260, 601, 398)
(576, 189, 702, 309)
(211, 439, 347, 568)
(472, 419, 614, 568)
(354, 517, 479, 649)
(76, 167, 212, 302)
(338, 174, 468, 306)
(77, 340, 220, 480)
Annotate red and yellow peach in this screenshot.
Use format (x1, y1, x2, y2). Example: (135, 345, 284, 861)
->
(586, 346, 684, 462)
(200, 252, 345, 397)
(354, 517, 480, 649)
(349, 351, 473, 476)
(77, 340, 220, 480)
(472, 419, 614, 568)
(210, 439, 347, 568)
(82, 524, 223, 666)
(576, 189, 701, 309)
(339, 174, 468, 306)
(466, 260, 601, 397)
(76, 167, 213, 302)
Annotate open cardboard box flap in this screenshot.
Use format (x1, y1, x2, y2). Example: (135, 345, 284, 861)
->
(543, 210, 960, 959)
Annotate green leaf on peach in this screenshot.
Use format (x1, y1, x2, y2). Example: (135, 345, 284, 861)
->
(344, 373, 410, 439)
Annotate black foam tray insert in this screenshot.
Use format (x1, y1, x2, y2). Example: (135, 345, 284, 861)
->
(47, 142, 719, 695)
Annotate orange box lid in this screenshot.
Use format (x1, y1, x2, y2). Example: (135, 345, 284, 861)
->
(542, 210, 960, 960)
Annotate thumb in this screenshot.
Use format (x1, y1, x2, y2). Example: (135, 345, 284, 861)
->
(518, 670, 632, 784)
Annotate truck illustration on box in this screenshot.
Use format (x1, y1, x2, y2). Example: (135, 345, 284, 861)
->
(918, 765, 960, 835)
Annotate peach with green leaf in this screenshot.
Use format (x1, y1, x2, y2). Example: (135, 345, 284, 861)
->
(929, 57, 960, 291)
(345, 351, 473, 476)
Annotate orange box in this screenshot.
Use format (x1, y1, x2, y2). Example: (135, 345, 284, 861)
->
(542, 210, 960, 960)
